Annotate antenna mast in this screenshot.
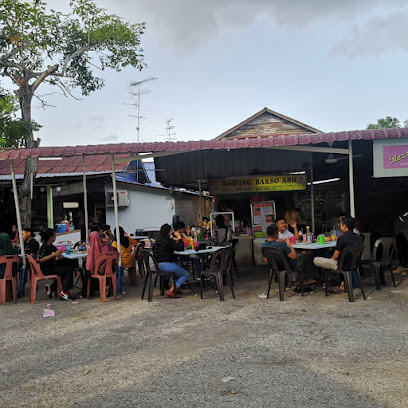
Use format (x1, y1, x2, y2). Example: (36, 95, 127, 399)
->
(156, 118, 176, 141)
(127, 77, 157, 142)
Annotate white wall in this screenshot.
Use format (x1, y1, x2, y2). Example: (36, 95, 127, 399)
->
(106, 184, 175, 234)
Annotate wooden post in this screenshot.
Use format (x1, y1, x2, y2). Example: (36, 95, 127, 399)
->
(111, 154, 122, 294)
(82, 156, 89, 243)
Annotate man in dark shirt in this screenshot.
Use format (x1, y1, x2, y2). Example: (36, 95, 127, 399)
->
(261, 224, 297, 270)
(22, 227, 39, 258)
(314, 216, 363, 271)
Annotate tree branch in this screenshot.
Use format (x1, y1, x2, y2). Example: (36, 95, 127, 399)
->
(61, 44, 91, 76)
(31, 64, 59, 92)
(0, 47, 20, 61)
(0, 60, 23, 70)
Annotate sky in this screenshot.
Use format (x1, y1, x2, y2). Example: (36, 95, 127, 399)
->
(24, 0, 408, 146)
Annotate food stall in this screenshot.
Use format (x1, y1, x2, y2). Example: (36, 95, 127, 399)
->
(209, 173, 307, 264)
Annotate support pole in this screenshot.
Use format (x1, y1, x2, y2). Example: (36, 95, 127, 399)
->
(111, 154, 122, 294)
(349, 140, 356, 218)
(82, 156, 89, 243)
(10, 160, 26, 295)
(310, 167, 315, 233)
(198, 179, 202, 225)
(46, 186, 53, 228)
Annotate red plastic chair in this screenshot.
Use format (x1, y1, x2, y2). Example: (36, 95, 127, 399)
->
(27, 255, 62, 304)
(0, 255, 21, 305)
(87, 252, 119, 302)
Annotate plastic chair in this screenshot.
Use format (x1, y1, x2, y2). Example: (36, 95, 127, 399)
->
(229, 238, 239, 279)
(263, 247, 303, 301)
(140, 250, 177, 302)
(87, 252, 119, 302)
(362, 237, 397, 290)
(0, 255, 21, 305)
(200, 247, 235, 301)
(27, 255, 62, 304)
(324, 245, 365, 302)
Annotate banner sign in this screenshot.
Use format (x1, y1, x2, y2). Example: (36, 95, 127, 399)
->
(373, 139, 408, 178)
(383, 144, 408, 169)
(209, 174, 306, 194)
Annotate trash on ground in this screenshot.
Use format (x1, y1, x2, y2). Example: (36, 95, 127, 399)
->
(258, 293, 267, 299)
(222, 376, 235, 382)
(83, 369, 91, 375)
(43, 309, 55, 318)
(72, 301, 78, 304)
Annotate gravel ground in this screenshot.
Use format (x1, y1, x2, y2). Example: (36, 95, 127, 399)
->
(1, 266, 408, 408)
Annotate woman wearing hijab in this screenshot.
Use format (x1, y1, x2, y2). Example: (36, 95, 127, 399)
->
(83, 230, 115, 297)
(112, 227, 138, 266)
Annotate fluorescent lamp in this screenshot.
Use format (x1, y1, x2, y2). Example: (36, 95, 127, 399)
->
(289, 171, 306, 175)
(63, 202, 79, 209)
(39, 157, 62, 160)
(307, 178, 340, 185)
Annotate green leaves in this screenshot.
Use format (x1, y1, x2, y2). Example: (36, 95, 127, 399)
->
(0, 0, 146, 98)
(366, 116, 403, 130)
(0, 91, 41, 148)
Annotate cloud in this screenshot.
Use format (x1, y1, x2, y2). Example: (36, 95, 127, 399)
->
(331, 10, 408, 57)
(124, 0, 405, 49)
(100, 134, 118, 142)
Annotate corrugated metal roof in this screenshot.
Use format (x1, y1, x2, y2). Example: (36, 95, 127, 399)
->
(0, 127, 407, 162)
(0, 154, 130, 177)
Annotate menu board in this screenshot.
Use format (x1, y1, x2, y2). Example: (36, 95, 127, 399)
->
(251, 201, 276, 238)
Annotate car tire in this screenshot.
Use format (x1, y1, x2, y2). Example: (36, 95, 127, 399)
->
(396, 234, 408, 267)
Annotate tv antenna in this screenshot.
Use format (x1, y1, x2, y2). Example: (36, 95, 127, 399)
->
(156, 118, 176, 141)
(125, 76, 157, 142)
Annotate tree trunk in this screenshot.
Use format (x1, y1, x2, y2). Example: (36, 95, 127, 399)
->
(18, 86, 38, 228)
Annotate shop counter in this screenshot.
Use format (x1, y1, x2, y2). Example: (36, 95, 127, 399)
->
(235, 235, 254, 265)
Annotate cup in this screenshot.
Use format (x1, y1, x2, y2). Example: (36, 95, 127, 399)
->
(290, 236, 296, 245)
(66, 246, 71, 254)
(330, 230, 337, 241)
(318, 235, 325, 245)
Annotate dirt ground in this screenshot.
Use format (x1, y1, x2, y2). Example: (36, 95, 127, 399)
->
(1, 265, 408, 408)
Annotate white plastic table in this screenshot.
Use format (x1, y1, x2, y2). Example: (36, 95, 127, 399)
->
(292, 241, 337, 250)
(62, 252, 87, 260)
(174, 246, 224, 256)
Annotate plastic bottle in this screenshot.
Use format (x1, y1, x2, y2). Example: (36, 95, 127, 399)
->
(298, 229, 303, 243)
(197, 223, 202, 242)
(306, 226, 312, 242)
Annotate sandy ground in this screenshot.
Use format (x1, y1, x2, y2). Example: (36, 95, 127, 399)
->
(1, 265, 408, 408)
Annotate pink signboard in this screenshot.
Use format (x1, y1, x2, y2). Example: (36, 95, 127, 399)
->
(383, 145, 408, 169)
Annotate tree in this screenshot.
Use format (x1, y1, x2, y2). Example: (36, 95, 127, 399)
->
(0, 90, 40, 148)
(366, 116, 403, 129)
(0, 0, 146, 226)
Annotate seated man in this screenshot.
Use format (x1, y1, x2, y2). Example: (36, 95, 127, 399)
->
(275, 216, 299, 241)
(313, 216, 363, 288)
(262, 224, 297, 270)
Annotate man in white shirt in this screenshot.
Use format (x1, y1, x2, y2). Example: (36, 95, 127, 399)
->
(275, 216, 299, 241)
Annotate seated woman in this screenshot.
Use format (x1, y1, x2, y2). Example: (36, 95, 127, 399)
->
(153, 223, 189, 298)
(38, 228, 74, 300)
(84, 230, 115, 296)
(112, 226, 138, 266)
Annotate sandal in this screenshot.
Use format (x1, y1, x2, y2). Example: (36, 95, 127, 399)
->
(166, 290, 181, 298)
